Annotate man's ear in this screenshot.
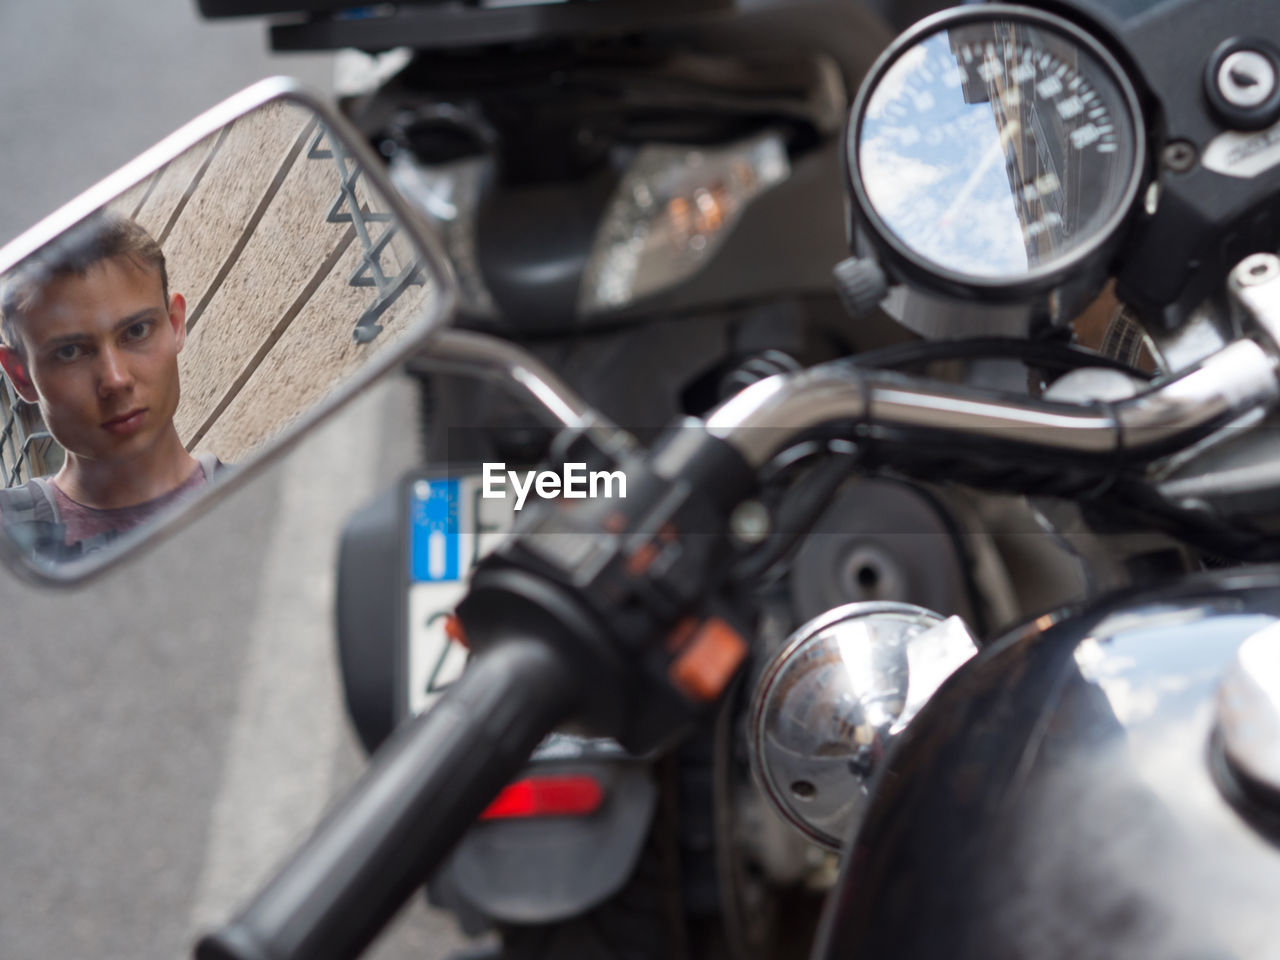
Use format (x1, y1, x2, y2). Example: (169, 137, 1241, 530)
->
(0, 345, 38, 403)
(168, 293, 187, 352)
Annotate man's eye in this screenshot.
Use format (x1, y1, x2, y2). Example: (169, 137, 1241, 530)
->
(122, 320, 154, 342)
(53, 344, 85, 362)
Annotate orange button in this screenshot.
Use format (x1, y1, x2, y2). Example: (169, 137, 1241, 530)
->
(669, 617, 747, 702)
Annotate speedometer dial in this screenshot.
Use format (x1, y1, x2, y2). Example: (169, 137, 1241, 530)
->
(850, 5, 1145, 295)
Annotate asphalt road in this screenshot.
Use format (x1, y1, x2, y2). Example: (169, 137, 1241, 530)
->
(0, 4, 471, 958)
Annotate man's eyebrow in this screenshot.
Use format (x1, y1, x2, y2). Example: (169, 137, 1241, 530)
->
(40, 331, 93, 350)
(112, 307, 164, 331)
(39, 308, 163, 349)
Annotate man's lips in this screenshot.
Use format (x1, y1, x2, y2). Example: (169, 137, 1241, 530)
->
(101, 408, 147, 435)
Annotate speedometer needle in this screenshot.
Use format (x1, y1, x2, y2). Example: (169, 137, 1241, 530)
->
(936, 119, 1020, 231)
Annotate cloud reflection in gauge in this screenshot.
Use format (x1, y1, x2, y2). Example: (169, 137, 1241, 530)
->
(853, 7, 1144, 290)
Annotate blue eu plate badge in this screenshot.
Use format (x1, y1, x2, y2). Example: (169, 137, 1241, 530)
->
(410, 478, 462, 582)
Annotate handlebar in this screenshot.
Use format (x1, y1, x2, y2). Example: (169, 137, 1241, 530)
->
(195, 636, 578, 960)
(706, 338, 1280, 471)
(407, 330, 610, 434)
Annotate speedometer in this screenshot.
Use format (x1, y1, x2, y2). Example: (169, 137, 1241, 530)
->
(849, 4, 1146, 300)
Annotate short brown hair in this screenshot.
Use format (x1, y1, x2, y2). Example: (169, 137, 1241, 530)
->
(0, 212, 169, 352)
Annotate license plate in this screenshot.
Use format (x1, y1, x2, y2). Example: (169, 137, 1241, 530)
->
(406, 475, 514, 716)
(404, 474, 628, 761)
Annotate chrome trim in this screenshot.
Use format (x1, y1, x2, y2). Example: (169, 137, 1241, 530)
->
(869, 383, 1119, 452)
(705, 341, 1280, 470)
(0, 77, 459, 587)
(1217, 619, 1280, 798)
(704, 364, 868, 467)
(747, 601, 978, 850)
(1230, 253, 1280, 355)
(1114, 339, 1279, 450)
(1155, 410, 1280, 502)
(1147, 300, 1229, 373)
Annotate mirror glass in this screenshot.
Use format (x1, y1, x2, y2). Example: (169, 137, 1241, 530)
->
(0, 90, 447, 578)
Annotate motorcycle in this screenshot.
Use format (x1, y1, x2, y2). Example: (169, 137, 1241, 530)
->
(193, 2, 976, 956)
(5, 0, 1280, 957)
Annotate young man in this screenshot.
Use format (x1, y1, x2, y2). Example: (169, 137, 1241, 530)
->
(0, 212, 217, 562)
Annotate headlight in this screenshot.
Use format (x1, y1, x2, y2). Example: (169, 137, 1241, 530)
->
(578, 130, 791, 317)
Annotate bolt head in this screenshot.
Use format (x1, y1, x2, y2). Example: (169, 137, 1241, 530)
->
(1161, 141, 1198, 173)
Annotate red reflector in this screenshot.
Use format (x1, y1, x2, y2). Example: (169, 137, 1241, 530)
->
(480, 775, 605, 821)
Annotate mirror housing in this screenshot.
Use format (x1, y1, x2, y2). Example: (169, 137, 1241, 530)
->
(0, 77, 456, 584)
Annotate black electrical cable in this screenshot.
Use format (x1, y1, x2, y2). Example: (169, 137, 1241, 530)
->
(1095, 481, 1280, 563)
(731, 446, 859, 586)
(893, 480, 994, 641)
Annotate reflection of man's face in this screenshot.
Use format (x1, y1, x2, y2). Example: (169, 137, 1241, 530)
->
(3, 256, 186, 466)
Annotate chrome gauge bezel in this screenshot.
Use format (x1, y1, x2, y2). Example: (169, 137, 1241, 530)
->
(846, 3, 1148, 303)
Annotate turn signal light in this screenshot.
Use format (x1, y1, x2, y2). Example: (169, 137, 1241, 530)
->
(479, 775, 605, 820)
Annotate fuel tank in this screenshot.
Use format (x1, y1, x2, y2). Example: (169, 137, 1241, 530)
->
(814, 566, 1280, 960)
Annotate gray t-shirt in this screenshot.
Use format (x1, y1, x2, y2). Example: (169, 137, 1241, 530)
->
(49, 464, 211, 545)
(0, 454, 221, 557)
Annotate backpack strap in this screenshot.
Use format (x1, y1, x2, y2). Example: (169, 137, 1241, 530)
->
(196, 451, 223, 480)
(0, 477, 60, 526)
(0, 478, 72, 561)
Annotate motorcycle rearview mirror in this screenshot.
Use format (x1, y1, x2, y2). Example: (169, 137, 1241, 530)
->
(0, 77, 455, 584)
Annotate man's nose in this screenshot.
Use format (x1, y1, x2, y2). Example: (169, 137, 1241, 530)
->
(96, 346, 135, 395)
